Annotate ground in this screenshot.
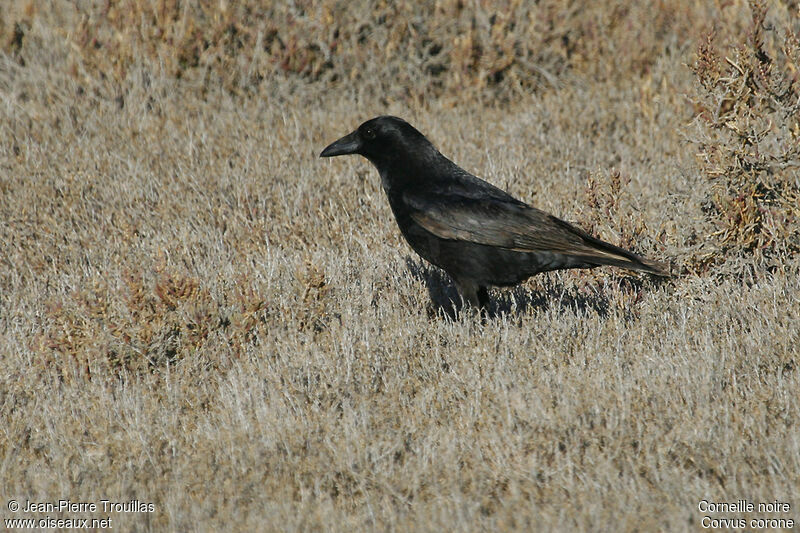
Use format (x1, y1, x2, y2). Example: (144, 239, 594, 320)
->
(1, 1, 798, 531)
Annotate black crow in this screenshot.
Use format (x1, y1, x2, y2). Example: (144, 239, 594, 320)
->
(320, 116, 669, 309)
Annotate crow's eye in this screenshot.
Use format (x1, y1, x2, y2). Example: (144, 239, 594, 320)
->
(363, 127, 376, 140)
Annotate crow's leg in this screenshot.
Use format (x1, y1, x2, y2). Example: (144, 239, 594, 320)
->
(454, 277, 481, 309)
(477, 286, 490, 309)
(454, 278, 491, 315)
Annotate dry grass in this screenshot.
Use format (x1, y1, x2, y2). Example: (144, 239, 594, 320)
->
(1, 1, 799, 531)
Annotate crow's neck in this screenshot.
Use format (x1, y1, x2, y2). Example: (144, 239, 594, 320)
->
(371, 146, 452, 193)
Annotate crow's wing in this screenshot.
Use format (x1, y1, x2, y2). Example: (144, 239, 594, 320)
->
(408, 194, 589, 252)
(406, 193, 669, 274)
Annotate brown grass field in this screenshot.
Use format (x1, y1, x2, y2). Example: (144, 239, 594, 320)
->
(1, 1, 799, 531)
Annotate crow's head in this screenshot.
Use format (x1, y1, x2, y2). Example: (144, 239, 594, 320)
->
(320, 116, 433, 169)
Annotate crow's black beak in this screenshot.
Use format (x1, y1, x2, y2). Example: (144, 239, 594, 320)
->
(320, 130, 361, 157)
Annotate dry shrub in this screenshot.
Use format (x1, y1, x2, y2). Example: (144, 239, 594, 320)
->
(576, 168, 672, 276)
(34, 264, 225, 381)
(294, 257, 335, 335)
(577, 169, 653, 255)
(690, 0, 800, 267)
(31, 254, 338, 380)
(32, 256, 278, 381)
(0, 1, 33, 59)
(3, 1, 704, 103)
(570, 169, 669, 313)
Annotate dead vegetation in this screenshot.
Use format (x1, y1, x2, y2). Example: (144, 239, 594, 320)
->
(1, 1, 799, 531)
(690, 0, 800, 269)
(4, 0, 710, 103)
